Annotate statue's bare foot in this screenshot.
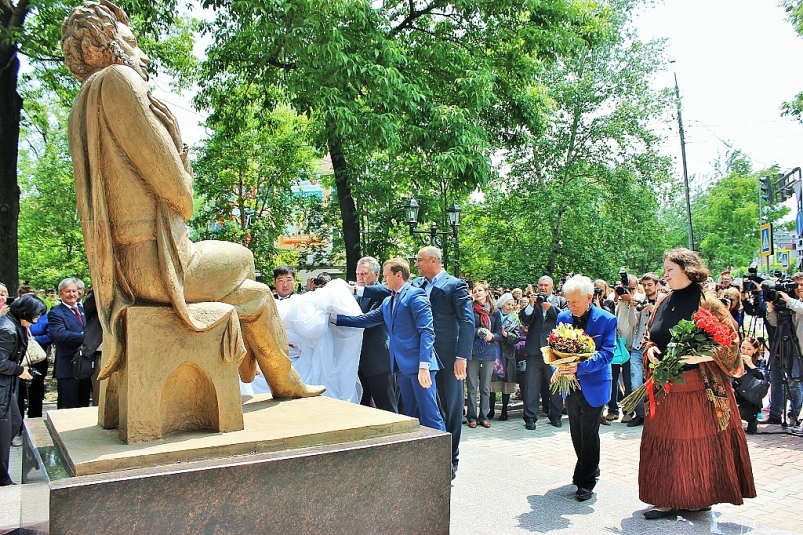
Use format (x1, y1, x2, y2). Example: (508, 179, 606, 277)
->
(272, 384, 326, 399)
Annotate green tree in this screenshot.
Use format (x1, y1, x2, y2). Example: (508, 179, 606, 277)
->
(693, 152, 789, 273)
(783, 0, 803, 120)
(196, 0, 603, 278)
(17, 91, 89, 288)
(1, 0, 195, 293)
(459, 1, 673, 283)
(191, 101, 318, 276)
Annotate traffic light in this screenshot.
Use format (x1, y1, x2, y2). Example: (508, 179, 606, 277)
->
(779, 172, 795, 201)
(760, 175, 774, 203)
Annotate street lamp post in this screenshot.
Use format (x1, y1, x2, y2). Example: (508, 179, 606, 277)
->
(403, 198, 461, 276)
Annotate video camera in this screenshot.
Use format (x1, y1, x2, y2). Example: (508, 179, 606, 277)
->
(761, 279, 798, 306)
(743, 263, 764, 293)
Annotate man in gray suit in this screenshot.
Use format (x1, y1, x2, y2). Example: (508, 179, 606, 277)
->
(412, 246, 473, 479)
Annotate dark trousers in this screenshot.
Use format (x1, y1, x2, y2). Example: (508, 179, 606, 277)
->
(523, 356, 563, 424)
(566, 388, 602, 490)
(358, 370, 399, 413)
(0, 400, 22, 485)
(436, 366, 463, 466)
(16, 359, 49, 418)
(57, 378, 92, 409)
(607, 361, 632, 415)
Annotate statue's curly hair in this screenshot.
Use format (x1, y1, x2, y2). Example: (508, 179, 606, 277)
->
(61, 0, 134, 81)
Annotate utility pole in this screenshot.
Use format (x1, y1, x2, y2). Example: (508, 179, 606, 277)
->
(673, 70, 695, 251)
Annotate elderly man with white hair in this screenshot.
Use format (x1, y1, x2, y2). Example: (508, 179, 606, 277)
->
(554, 275, 617, 502)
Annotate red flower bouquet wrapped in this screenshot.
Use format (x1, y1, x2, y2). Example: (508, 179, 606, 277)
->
(620, 307, 735, 416)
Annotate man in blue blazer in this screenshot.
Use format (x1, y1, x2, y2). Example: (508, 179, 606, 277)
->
(412, 246, 473, 478)
(555, 275, 616, 502)
(48, 277, 90, 409)
(336, 258, 445, 433)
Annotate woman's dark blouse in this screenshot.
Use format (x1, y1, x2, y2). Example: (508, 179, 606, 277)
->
(649, 283, 703, 357)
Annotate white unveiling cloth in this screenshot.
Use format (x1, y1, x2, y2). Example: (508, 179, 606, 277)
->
(239, 278, 364, 403)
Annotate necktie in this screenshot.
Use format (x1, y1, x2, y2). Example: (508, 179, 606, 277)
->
(71, 306, 84, 326)
(391, 291, 397, 312)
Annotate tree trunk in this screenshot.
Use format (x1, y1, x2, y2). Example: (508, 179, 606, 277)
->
(327, 128, 361, 280)
(0, 51, 21, 294)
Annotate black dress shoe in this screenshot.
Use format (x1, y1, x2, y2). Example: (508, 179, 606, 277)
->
(575, 487, 593, 501)
(593, 468, 600, 478)
(499, 413, 508, 421)
(525, 421, 536, 430)
(549, 420, 562, 428)
(643, 508, 677, 520)
(627, 415, 644, 427)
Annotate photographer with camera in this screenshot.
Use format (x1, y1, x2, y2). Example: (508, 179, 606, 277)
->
(519, 276, 566, 430)
(626, 273, 660, 427)
(764, 274, 803, 429)
(603, 270, 641, 424)
(592, 280, 615, 314)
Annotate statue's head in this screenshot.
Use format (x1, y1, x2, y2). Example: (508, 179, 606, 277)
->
(61, 0, 150, 82)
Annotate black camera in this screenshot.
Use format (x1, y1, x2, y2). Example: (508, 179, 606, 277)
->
(535, 293, 549, 304)
(614, 268, 630, 296)
(635, 299, 652, 312)
(719, 296, 732, 308)
(761, 279, 798, 304)
(743, 263, 763, 292)
(29, 368, 42, 377)
(593, 287, 602, 297)
(312, 277, 327, 287)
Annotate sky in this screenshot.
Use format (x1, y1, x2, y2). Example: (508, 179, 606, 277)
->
(634, 0, 803, 190)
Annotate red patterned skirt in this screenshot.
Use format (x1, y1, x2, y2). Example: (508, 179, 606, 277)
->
(638, 368, 756, 509)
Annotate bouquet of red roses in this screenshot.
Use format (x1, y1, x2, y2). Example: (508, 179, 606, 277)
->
(620, 307, 734, 416)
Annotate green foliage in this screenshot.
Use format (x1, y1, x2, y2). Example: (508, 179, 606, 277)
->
(191, 102, 319, 275)
(691, 151, 789, 273)
(457, 2, 673, 285)
(17, 97, 89, 289)
(783, 0, 803, 121)
(195, 0, 607, 276)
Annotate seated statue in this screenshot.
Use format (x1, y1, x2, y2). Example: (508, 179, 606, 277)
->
(61, 0, 324, 405)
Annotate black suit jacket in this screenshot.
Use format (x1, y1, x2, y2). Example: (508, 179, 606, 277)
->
(519, 294, 566, 358)
(356, 284, 392, 377)
(48, 303, 85, 379)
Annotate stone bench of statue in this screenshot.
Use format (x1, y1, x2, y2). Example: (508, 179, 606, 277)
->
(98, 304, 246, 443)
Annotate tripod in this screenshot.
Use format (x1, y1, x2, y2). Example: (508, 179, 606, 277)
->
(767, 305, 803, 434)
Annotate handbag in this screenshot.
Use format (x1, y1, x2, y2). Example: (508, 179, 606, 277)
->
(736, 373, 770, 406)
(612, 336, 630, 365)
(72, 347, 95, 380)
(492, 345, 506, 379)
(23, 337, 47, 366)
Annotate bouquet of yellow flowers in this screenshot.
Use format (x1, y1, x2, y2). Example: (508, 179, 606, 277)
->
(542, 323, 596, 396)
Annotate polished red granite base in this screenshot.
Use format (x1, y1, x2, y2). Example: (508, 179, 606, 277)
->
(21, 397, 451, 534)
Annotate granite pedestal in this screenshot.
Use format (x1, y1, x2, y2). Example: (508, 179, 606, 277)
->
(21, 395, 451, 534)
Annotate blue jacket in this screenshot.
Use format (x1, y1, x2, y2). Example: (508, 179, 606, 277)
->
(470, 308, 502, 361)
(337, 283, 441, 375)
(29, 312, 51, 349)
(556, 306, 617, 407)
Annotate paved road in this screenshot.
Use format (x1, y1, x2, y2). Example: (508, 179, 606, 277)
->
(2, 401, 802, 534)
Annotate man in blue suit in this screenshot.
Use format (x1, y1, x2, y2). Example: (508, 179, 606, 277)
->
(336, 258, 445, 432)
(412, 246, 473, 479)
(48, 277, 90, 409)
(555, 275, 616, 502)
